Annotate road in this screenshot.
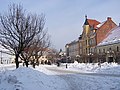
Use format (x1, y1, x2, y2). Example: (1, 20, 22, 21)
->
(46, 67, 120, 77)
(46, 66, 120, 90)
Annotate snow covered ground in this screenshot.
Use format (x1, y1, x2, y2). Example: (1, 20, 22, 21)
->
(0, 64, 69, 90)
(64, 61, 120, 75)
(0, 62, 120, 90)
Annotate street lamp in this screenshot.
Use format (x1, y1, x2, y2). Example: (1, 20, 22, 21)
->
(66, 44, 69, 56)
(1, 50, 2, 64)
(63, 52, 68, 68)
(76, 55, 80, 63)
(66, 44, 69, 68)
(107, 49, 114, 63)
(88, 53, 93, 63)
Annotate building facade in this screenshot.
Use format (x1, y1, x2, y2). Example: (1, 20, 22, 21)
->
(65, 16, 117, 63)
(65, 40, 79, 62)
(0, 46, 14, 64)
(96, 17, 117, 45)
(97, 25, 120, 63)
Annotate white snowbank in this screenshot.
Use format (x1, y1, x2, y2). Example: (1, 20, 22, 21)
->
(0, 62, 120, 90)
(0, 66, 69, 90)
(66, 62, 120, 75)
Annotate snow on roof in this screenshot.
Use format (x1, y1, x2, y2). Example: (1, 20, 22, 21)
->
(0, 45, 9, 52)
(98, 26, 120, 46)
(96, 21, 105, 28)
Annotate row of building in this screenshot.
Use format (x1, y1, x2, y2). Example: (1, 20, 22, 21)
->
(0, 45, 57, 65)
(65, 16, 120, 63)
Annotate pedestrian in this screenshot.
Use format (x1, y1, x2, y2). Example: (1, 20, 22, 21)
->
(98, 61, 101, 68)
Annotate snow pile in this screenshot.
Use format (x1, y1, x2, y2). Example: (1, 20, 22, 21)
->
(95, 62, 120, 74)
(0, 70, 21, 90)
(35, 65, 57, 75)
(0, 67, 69, 90)
(0, 63, 120, 90)
(67, 62, 120, 74)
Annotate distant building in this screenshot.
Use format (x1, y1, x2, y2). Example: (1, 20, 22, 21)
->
(39, 48, 58, 64)
(0, 46, 14, 64)
(65, 40, 79, 62)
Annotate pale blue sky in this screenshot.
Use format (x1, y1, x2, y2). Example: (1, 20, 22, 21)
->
(0, 0, 120, 50)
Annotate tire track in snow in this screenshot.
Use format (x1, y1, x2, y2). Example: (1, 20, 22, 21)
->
(46, 67, 120, 77)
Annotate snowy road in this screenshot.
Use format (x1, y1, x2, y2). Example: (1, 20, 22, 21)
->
(1, 64, 120, 90)
(46, 67, 120, 90)
(46, 67, 120, 77)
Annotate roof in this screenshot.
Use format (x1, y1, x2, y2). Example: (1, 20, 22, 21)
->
(67, 40, 79, 46)
(96, 21, 106, 28)
(84, 19, 100, 29)
(98, 26, 120, 46)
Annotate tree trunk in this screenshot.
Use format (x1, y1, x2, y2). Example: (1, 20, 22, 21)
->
(36, 59, 39, 66)
(15, 54, 19, 68)
(25, 60, 28, 67)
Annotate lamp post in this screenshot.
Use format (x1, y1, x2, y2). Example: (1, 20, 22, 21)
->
(63, 53, 68, 68)
(107, 49, 114, 63)
(88, 53, 93, 63)
(66, 45, 69, 56)
(76, 55, 80, 63)
(66, 45, 69, 68)
(0, 50, 3, 64)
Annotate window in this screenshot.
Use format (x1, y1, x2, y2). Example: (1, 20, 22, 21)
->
(109, 47, 111, 50)
(94, 48, 96, 52)
(117, 46, 119, 52)
(99, 49, 101, 53)
(92, 38, 96, 45)
(103, 49, 105, 53)
(89, 39, 91, 45)
(86, 40, 87, 45)
(86, 48, 87, 53)
(80, 43, 82, 48)
(84, 49, 85, 54)
(89, 48, 90, 53)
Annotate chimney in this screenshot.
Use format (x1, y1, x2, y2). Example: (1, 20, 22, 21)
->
(107, 17, 111, 20)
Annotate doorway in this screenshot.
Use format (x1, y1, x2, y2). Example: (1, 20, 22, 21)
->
(108, 57, 113, 63)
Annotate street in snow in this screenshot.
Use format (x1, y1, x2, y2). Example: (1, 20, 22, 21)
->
(0, 62, 120, 90)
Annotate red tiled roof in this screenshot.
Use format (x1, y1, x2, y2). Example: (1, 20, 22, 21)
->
(87, 19, 100, 28)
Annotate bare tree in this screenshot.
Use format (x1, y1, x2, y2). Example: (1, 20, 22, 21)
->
(47, 48, 59, 63)
(0, 4, 45, 68)
(31, 33, 51, 66)
(20, 31, 51, 67)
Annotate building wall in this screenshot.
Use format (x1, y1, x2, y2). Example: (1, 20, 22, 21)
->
(66, 40, 79, 60)
(0, 46, 15, 64)
(82, 25, 91, 55)
(97, 43, 120, 63)
(65, 17, 117, 63)
(97, 43, 119, 53)
(78, 39, 83, 55)
(96, 17, 117, 45)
